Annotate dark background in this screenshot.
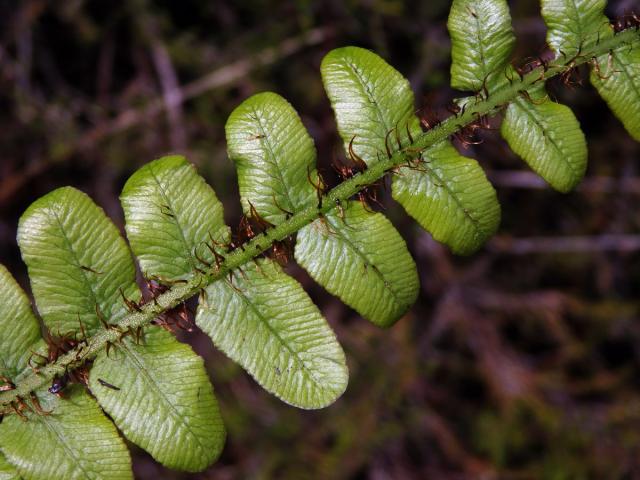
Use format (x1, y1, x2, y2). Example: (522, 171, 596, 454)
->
(1, 1, 640, 478)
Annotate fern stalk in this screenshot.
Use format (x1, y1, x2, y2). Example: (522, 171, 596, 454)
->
(1, 26, 638, 413)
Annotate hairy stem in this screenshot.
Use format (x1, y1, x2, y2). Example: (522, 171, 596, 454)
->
(1, 27, 638, 412)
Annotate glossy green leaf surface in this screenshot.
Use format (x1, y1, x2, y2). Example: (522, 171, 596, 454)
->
(17, 187, 139, 335)
(226, 92, 317, 224)
(321, 46, 419, 167)
(392, 141, 500, 255)
(295, 201, 418, 327)
(88, 328, 225, 472)
(196, 259, 348, 409)
(0, 387, 132, 480)
(590, 45, 640, 141)
(121, 155, 230, 282)
(448, 0, 515, 92)
(541, 0, 610, 56)
(0, 265, 41, 379)
(0, 453, 19, 480)
(501, 87, 588, 192)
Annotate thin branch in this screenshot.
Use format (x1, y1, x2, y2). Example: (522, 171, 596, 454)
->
(149, 37, 187, 150)
(139, 14, 186, 150)
(0, 27, 334, 205)
(77, 26, 333, 149)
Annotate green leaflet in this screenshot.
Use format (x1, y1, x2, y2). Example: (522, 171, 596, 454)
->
(392, 141, 500, 255)
(88, 328, 225, 471)
(226, 92, 317, 224)
(541, 0, 610, 56)
(500, 87, 588, 192)
(196, 259, 348, 409)
(295, 201, 418, 327)
(17, 187, 139, 335)
(121, 156, 348, 408)
(0, 387, 132, 480)
(321, 46, 420, 167)
(121, 155, 230, 282)
(16, 187, 224, 472)
(448, 0, 515, 92)
(0, 265, 41, 380)
(590, 45, 640, 141)
(0, 453, 19, 480)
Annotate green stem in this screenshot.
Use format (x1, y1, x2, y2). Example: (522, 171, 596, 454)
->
(1, 27, 638, 412)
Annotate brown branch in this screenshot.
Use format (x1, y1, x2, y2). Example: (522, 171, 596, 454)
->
(0, 27, 333, 205)
(141, 14, 187, 151)
(76, 26, 332, 150)
(150, 40, 186, 150)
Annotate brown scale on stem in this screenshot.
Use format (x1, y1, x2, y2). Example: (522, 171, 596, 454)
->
(272, 194, 293, 219)
(248, 202, 291, 263)
(138, 279, 195, 334)
(590, 50, 617, 81)
(26, 327, 93, 397)
(417, 102, 442, 132)
(95, 303, 126, 358)
(332, 136, 384, 213)
(29, 392, 51, 415)
(558, 43, 585, 88)
(518, 53, 552, 77)
(40, 322, 92, 398)
(0, 375, 15, 392)
(517, 89, 548, 105)
(203, 232, 229, 272)
(613, 12, 640, 33)
(559, 63, 582, 89)
(452, 113, 490, 148)
(307, 165, 326, 209)
(29, 326, 86, 374)
(10, 396, 32, 421)
(384, 129, 394, 159)
(119, 288, 142, 314)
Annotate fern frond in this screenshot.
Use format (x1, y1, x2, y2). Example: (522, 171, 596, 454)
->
(0, 1, 638, 476)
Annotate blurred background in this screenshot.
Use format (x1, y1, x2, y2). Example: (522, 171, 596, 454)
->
(1, 0, 640, 478)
